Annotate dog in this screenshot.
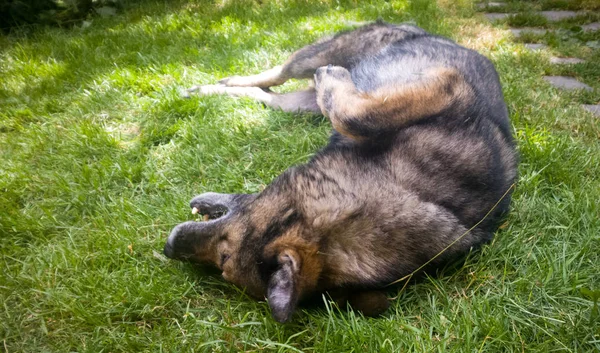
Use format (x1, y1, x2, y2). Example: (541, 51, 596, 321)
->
(163, 21, 518, 323)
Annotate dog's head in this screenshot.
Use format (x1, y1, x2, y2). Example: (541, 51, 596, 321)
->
(164, 192, 321, 323)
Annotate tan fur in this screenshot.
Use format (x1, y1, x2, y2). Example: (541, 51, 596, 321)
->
(264, 233, 323, 297)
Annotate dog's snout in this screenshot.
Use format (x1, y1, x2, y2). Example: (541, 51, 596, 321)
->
(163, 243, 175, 259)
(163, 220, 224, 263)
(164, 223, 185, 259)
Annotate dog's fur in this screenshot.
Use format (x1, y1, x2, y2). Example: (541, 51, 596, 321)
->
(164, 22, 518, 323)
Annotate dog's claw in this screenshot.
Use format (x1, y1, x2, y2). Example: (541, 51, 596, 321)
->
(219, 76, 243, 86)
(181, 88, 193, 98)
(181, 84, 228, 97)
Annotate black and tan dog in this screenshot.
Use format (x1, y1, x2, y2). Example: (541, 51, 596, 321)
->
(164, 22, 518, 323)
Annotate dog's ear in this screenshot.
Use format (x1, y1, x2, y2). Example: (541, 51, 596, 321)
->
(265, 237, 323, 323)
(267, 249, 302, 323)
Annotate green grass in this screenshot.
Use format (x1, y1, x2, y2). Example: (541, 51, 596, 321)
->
(506, 12, 549, 27)
(1, 0, 600, 351)
(506, 8, 600, 95)
(482, 0, 600, 12)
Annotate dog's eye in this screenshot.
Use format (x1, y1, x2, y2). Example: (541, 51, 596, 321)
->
(220, 253, 231, 268)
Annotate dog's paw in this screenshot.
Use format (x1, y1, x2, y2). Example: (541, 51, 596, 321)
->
(314, 66, 350, 116)
(180, 88, 192, 99)
(219, 75, 256, 87)
(314, 65, 354, 115)
(347, 290, 390, 317)
(218, 76, 239, 86)
(314, 65, 352, 88)
(184, 84, 228, 97)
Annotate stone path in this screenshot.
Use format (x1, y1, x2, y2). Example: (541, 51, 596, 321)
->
(523, 47, 585, 65)
(479, 3, 598, 116)
(539, 11, 582, 21)
(582, 22, 600, 32)
(543, 76, 592, 91)
(96, 6, 117, 17)
(476, 2, 505, 10)
(511, 28, 548, 37)
(549, 57, 585, 64)
(508, 21, 600, 34)
(524, 43, 547, 51)
(484, 13, 512, 21)
(485, 10, 585, 22)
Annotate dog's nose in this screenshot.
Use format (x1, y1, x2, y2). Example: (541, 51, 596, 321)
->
(163, 243, 175, 259)
(164, 224, 183, 259)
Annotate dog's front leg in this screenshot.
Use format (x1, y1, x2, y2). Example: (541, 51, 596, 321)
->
(218, 66, 288, 88)
(184, 84, 320, 113)
(183, 84, 272, 100)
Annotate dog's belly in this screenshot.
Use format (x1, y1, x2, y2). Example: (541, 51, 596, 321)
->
(350, 54, 430, 93)
(349, 38, 454, 92)
(319, 115, 514, 234)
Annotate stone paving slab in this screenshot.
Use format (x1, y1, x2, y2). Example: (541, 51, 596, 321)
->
(484, 13, 512, 21)
(485, 11, 585, 22)
(511, 28, 549, 37)
(96, 6, 117, 17)
(583, 105, 600, 117)
(544, 76, 592, 91)
(549, 57, 585, 64)
(582, 22, 600, 32)
(586, 41, 600, 49)
(539, 11, 583, 21)
(476, 2, 506, 10)
(525, 43, 548, 51)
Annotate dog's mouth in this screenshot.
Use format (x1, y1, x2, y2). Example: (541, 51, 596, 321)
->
(192, 206, 228, 222)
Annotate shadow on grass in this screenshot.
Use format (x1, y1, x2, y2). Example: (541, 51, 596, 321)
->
(0, 0, 449, 253)
(0, 0, 447, 114)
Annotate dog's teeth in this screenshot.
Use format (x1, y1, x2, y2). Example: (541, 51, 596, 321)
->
(191, 207, 199, 215)
(203, 214, 210, 222)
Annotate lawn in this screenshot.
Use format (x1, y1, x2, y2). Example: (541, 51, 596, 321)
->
(1, 0, 599, 351)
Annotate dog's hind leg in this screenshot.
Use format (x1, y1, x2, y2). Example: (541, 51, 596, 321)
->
(330, 289, 390, 317)
(186, 85, 320, 113)
(314, 65, 474, 140)
(218, 23, 427, 88)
